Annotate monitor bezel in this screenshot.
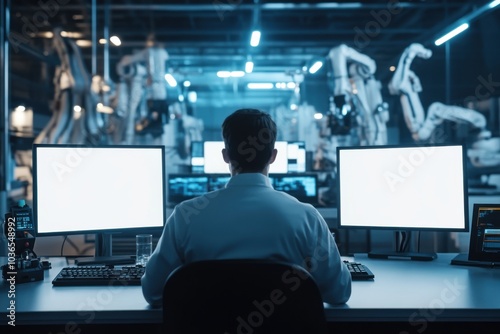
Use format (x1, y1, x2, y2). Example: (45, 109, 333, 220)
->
(336, 143, 469, 232)
(33, 144, 167, 237)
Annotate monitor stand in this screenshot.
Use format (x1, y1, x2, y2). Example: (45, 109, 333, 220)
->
(368, 250, 437, 261)
(367, 231, 437, 261)
(74, 233, 136, 266)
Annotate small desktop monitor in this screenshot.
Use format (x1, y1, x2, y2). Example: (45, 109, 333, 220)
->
(33, 144, 166, 263)
(203, 141, 288, 174)
(190, 141, 204, 173)
(271, 173, 318, 205)
(336, 143, 469, 260)
(207, 174, 231, 191)
(168, 174, 208, 204)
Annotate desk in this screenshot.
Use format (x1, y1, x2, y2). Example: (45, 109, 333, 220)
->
(1, 254, 499, 332)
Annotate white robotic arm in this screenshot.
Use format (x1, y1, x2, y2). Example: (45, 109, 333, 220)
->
(389, 43, 490, 142)
(328, 44, 389, 145)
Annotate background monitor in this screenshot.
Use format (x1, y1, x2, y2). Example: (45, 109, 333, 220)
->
(190, 141, 204, 173)
(203, 141, 288, 174)
(287, 141, 306, 173)
(33, 144, 166, 237)
(168, 174, 209, 204)
(336, 143, 469, 260)
(271, 173, 318, 205)
(207, 174, 231, 191)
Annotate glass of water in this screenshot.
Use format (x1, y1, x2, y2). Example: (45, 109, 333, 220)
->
(136, 234, 152, 266)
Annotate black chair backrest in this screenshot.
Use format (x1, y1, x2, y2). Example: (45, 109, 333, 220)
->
(162, 259, 328, 334)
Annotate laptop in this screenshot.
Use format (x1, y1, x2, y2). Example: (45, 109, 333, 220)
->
(451, 203, 500, 267)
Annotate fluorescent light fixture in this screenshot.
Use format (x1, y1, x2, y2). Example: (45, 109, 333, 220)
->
(287, 82, 296, 89)
(99, 38, 107, 44)
(75, 40, 92, 47)
(314, 113, 323, 120)
(245, 61, 254, 73)
(308, 61, 323, 74)
(217, 71, 231, 78)
(434, 23, 469, 46)
(231, 71, 245, 77)
(60, 31, 84, 38)
(178, 95, 185, 102)
(247, 83, 274, 89)
(110, 36, 121, 46)
(217, 71, 245, 78)
(183, 80, 191, 87)
(250, 30, 261, 47)
(188, 91, 197, 103)
(164, 73, 178, 87)
(490, 0, 500, 8)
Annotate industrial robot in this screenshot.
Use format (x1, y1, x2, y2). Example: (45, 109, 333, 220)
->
(388, 43, 500, 168)
(314, 44, 390, 170)
(115, 35, 170, 145)
(34, 27, 102, 145)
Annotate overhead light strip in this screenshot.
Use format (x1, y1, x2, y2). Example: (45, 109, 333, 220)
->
(434, 1, 499, 46)
(434, 23, 469, 46)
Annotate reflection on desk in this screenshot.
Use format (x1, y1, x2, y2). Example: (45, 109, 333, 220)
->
(1, 254, 499, 331)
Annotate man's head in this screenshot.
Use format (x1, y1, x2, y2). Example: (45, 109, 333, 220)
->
(221, 109, 277, 174)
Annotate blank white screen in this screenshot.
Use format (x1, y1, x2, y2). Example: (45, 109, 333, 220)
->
(337, 145, 467, 230)
(203, 141, 288, 174)
(35, 146, 165, 235)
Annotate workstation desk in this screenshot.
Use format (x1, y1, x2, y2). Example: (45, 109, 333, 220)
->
(1, 253, 499, 333)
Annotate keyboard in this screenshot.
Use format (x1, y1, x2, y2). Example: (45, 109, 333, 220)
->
(52, 265, 145, 286)
(343, 260, 375, 281)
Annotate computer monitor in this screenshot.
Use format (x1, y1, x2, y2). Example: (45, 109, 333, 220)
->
(271, 173, 318, 205)
(190, 141, 204, 173)
(207, 174, 231, 191)
(336, 143, 469, 260)
(203, 141, 288, 174)
(168, 174, 208, 204)
(32, 144, 166, 262)
(287, 141, 306, 173)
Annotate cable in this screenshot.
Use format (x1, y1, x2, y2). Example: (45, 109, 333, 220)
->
(60, 236, 67, 257)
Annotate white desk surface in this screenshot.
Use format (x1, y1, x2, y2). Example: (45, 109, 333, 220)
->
(1, 253, 500, 326)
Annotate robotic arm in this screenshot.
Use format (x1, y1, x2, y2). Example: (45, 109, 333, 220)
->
(389, 43, 491, 142)
(328, 44, 389, 145)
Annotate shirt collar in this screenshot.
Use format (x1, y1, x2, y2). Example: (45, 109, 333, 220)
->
(225, 173, 273, 188)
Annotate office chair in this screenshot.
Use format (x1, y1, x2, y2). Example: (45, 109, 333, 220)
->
(162, 259, 329, 334)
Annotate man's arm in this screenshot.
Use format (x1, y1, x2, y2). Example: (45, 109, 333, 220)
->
(141, 208, 184, 307)
(307, 210, 352, 304)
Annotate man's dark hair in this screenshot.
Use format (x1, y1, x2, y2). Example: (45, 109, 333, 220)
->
(222, 108, 277, 173)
